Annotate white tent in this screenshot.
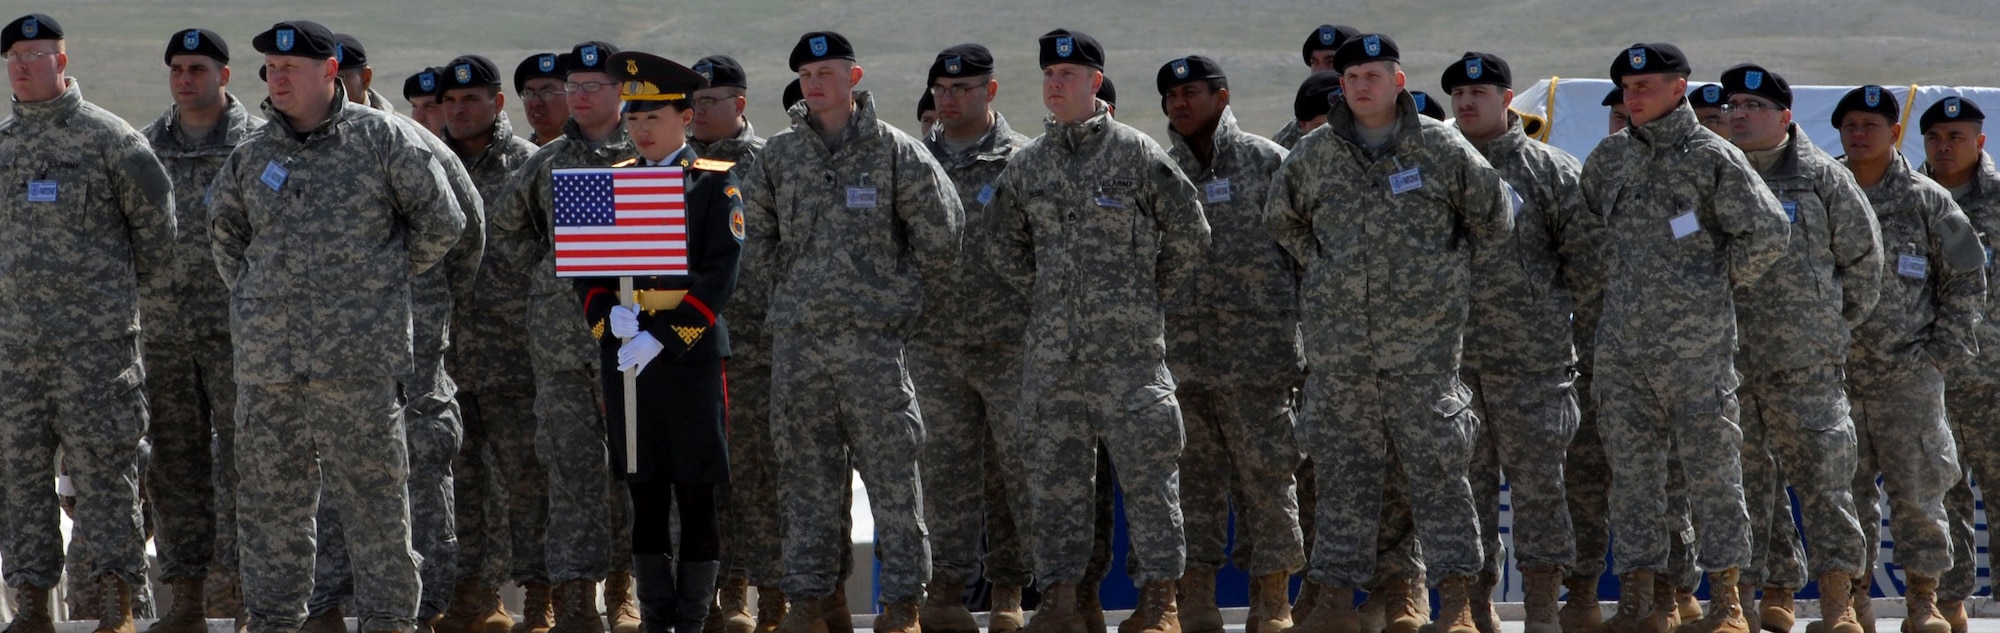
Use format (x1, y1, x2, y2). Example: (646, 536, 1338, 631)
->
(1510, 77, 2000, 163)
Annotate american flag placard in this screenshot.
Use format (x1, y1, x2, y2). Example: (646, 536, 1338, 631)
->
(551, 166, 689, 277)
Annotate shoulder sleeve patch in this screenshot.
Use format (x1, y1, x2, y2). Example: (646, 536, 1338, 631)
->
(693, 158, 736, 172)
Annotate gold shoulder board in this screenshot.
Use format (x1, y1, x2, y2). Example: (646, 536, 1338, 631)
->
(691, 158, 736, 172)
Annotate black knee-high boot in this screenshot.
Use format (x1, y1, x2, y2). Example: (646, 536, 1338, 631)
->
(634, 554, 676, 633)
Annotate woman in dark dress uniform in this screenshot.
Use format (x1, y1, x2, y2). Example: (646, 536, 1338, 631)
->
(581, 50, 744, 633)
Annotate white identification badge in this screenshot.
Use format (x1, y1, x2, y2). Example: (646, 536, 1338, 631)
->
(1670, 210, 1701, 239)
(1507, 183, 1525, 217)
(1203, 179, 1233, 203)
(1389, 167, 1422, 195)
(1782, 200, 1799, 224)
(845, 186, 878, 208)
(1898, 253, 1929, 279)
(977, 184, 995, 206)
(26, 180, 56, 202)
(260, 160, 289, 191)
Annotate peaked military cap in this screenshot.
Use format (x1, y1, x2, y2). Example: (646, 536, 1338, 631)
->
(609, 51, 706, 113)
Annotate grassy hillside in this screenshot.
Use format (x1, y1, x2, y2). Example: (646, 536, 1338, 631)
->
(35, 0, 2000, 142)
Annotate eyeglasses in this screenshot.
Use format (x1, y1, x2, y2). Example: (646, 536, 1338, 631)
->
(929, 83, 984, 99)
(3, 50, 54, 64)
(520, 88, 564, 102)
(563, 81, 614, 94)
(1721, 101, 1782, 114)
(693, 96, 732, 111)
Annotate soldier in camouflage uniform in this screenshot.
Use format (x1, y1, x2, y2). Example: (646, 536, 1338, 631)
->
(738, 30, 962, 633)
(682, 53, 783, 633)
(1263, 34, 1510, 633)
(432, 54, 542, 633)
(0, 13, 177, 633)
(332, 34, 398, 116)
(984, 28, 1206, 633)
(1920, 95, 2000, 632)
(909, 43, 1035, 633)
(1715, 65, 1878, 633)
(490, 40, 630, 633)
(1572, 43, 1792, 633)
(1153, 54, 1304, 633)
(135, 27, 261, 633)
(208, 19, 466, 633)
(516, 53, 569, 147)
(1832, 86, 1986, 633)
(1272, 24, 1356, 149)
(1441, 52, 1585, 633)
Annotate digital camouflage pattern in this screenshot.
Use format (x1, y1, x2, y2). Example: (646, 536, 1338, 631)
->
(740, 90, 963, 603)
(1266, 91, 1511, 587)
(707, 121, 779, 589)
(139, 90, 262, 584)
(915, 110, 1035, 589)
(0, 78, 173, 592)
(984, 97, 1208, 588)
(1162, 106, 1303, 577)
(490, 115, 637, 584)
(1732, 126, 1879, 585)
(1574, 100, 1792, 574)
(1272, 120, 1305, 151)
(1920, 151, 2000, 600)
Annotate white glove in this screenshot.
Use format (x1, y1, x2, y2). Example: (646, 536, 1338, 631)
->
(618, 332, 665, 373)
(610, 305, 641, 339)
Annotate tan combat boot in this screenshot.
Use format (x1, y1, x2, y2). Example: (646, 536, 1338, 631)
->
(776, 592, 830, 633)
(1433, 575, 1480, 633)
(1281, 586, 1357, 633)
(1560, 575, 1604, 633)
(607, 572, 642, 633)
(1850, 574, 1873, 633)
(94, 575, 138, 633)
(1933, 599, 1966, 633)
(1177, 569, 1223, 633)
(1644, 577, 1680, 632)
(1758, 587, 1792, 633)
(714, 577, 756, 633)
(1811, 571, 1863, 633)
(3, 584, 56, 633)
(1671, 569, 1748, 633)
(1023, 583, 1086, 633)
(1120, 580, 1181, 633)
(1379, 577, 1429, 633)
(875, 602, 921, 633)
(1247, 572, 1296, 633)
(1469, 571, 1500, 633)
(549, 580, 604, 633)
(477, 586, 516, 633)
(434, 580, 483, 633)
(1674, 587, 1701, 626)
(1522, 565, 1563, 633)
(145, 577, 206, 633)
(754, 587, 788, 633)
(516, 583, 556, 633)
(1584, 570, 1655, 633)
(1739, 587, 1759, 633)
(1901, 575, 1950, 633)
(918, 574, 976, 633)
(825, 586, 856, 633)
(990, 585, 1027, 633)
(1293, 581, 1323, 627)
(1078, 582, 1107, 633)
(304, 606, 348, 633)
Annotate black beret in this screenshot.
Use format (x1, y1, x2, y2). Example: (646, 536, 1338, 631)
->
(1439, 51, 1510, 93)
(332, 33, 366, 71)
(929, 43, 995, 83)
(609, 51, 706, 114)
(514, 53, 563, 94)
(918, 90, 935, 121)
(1601, 86, 1624, 107)
(252, 21, 338, 60)
(1332, 33, 1398, 73)
(442, 55, 502, 92)
(1609, 43, 1689, 82)
(1411, 91, 1446, 120)
(1832, 85, 1899, 129)
(694, 55, 746, 90)
(2, 14, 61, 52)
(165, 28, 228, 65)
(1096, 74, 1117, 108)
(1039, 28, 1104, 70)
(1719, 63, 1791, 109)
(1921, 96, 1986, 133)
(1301, 24, 1360, 66)
(1294, 71, 1343, 122)
(1156, 55, 1225, 96)
(404, 67, 442, 101)
(562, 41, 618, 76)
(1688, 83, 1724, 109)
(782, 78, 803, 112)
(789, 31, 855, 72)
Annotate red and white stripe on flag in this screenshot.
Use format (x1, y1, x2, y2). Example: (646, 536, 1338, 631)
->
(551, 166, 690, 277)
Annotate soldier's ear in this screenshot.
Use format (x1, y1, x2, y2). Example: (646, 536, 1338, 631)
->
(849, 64, 864, 86)
(219, 65, 232, 87)
(1979, 133, 1988, 151)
